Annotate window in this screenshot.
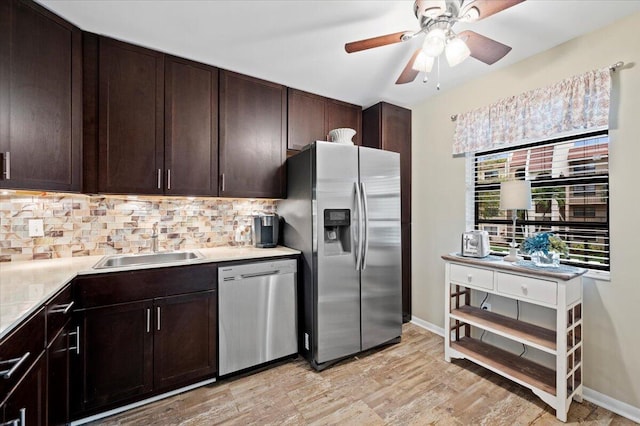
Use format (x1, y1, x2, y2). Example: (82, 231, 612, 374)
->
(474, 131, 609, 270)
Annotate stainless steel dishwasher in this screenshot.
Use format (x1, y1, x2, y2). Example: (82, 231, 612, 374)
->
(218, 259, 297, 375)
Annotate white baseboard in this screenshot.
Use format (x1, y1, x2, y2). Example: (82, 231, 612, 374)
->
(410, 315, 444, 336)
(409, 316, 640, 424)
(583, 387, 640, 423)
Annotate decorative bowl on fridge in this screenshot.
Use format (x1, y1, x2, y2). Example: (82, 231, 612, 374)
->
(328, 128, 356, 145)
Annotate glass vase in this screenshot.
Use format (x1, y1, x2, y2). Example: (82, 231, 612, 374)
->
(530, 251, 560, 268)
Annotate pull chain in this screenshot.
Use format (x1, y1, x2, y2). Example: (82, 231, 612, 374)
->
(436, 56, 441, 91)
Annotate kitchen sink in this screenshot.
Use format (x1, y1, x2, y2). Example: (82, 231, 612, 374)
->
(93, 251, 203, 269)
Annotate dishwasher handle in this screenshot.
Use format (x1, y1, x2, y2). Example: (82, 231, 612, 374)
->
(239, 270, 281, 279)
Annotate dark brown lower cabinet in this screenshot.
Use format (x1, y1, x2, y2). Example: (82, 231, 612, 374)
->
(1, 352, 46, 426)
(71, 266, 218, 419)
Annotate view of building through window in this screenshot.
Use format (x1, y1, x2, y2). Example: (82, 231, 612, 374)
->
(474, 131, 609, 270)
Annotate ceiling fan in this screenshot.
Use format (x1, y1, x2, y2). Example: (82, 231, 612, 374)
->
(345, 0, 525, 84)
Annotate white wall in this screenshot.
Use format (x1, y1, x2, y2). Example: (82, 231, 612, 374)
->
(411, 12, 640, 409)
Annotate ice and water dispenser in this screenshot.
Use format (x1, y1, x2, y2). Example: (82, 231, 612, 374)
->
(323, 209, 351, 256)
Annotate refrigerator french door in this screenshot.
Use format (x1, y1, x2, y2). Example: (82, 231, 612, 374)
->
(281, 141, 401, 369)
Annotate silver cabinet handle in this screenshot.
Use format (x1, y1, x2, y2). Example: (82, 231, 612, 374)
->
(2, 407, 25, 426)
(50, 301, 74, 315)
(156, 306, 161, 331)
(360, 182, 369, 270)
(157, 169, 162, 189)
(220, 173, 225, 192)
(167, 169, 171, 190)
(146, 308, 151, 333)
(0, 352, 30, 379)
(2, 152, 9, 180)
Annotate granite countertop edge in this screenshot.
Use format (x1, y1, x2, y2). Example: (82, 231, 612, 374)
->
(0, 246, 300, 340)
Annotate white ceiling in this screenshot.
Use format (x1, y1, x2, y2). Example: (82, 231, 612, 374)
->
(38, 0, 640, 109)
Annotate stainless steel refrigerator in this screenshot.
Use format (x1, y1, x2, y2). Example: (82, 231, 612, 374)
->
(279, 141, 402, 370)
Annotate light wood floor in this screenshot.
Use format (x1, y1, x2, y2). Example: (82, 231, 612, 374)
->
(90, 323, 635, 425)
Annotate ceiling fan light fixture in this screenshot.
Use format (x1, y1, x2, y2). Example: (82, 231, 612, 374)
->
(414, 0, 447, 19)
(459, 6, 480, 22)
(422, 28, 446, 57)
(445, 37, 471, 67)
(412, 50, 435, 73)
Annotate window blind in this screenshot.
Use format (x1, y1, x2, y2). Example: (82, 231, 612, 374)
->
(474, 131, 609, 270)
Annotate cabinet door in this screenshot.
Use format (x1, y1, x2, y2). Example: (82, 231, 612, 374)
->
(325, 99, 362, 145)
(0, 0, 81, 191)
(79, 301, 153, 411)
(153, 291, 217, 390)
(2, 352, 46, 426)
(381, 103, 412, 224)
(219, 70, 286, 198)
(47, 326, 69, 426)
(287, 89, 326, 151)
(401, 223, 412, 323)
(165, 56, 218, 196)
(98, 37, 164, 194)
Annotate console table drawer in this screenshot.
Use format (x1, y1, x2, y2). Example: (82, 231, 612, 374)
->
(450, 264, 494, 290)
(496, 273, 557, 306)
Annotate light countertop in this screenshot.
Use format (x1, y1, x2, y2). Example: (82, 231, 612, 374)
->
(0, 246, 299, 339)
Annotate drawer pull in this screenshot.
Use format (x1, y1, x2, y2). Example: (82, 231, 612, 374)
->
(521, 284, 528, 294)
(50, 300, 74, 314)
(0, 352, 30, 379)
(2, 407, 25, 426)
(467, 274, 473, 282)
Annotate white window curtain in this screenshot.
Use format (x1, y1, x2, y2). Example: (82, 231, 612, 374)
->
(453, 68, 611, 155)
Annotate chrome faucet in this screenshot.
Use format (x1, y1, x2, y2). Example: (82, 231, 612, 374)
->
(151, 222, 159, 253)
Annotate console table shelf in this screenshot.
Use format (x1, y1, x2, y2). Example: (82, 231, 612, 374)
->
(451, 337, 556, 396)
(442, 254, 586, 422)
(450, 305, 556, 353)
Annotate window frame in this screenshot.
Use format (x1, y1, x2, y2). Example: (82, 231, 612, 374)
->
(472, 130, 610, 271)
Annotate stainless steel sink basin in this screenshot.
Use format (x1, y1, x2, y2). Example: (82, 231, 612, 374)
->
(93, 251, 203, 269)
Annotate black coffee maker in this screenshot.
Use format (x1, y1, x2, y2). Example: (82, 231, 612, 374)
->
(253, 214, 279, 248)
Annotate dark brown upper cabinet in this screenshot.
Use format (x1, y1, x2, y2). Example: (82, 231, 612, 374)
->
(164, 56, 219, 196)
(97, 37, 165, 195)
(219, 70, 287, 198)
(0, 0, 81, 192)
(326, 98, 362, 146)
(287, 88, 362, 151)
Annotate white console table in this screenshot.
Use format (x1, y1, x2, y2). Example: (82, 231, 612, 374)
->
(442, 254, 587, 422)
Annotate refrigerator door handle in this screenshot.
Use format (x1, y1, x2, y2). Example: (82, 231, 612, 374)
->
(354, 181, 364, 270)
(360, 182, 369, 270)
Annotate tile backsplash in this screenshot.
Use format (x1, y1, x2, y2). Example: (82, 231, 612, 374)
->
(0, 193, 277, 262)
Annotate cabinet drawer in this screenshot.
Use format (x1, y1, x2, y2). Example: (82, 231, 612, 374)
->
(450, 264, 494, 290)
(0, 307, 45, 398)
(46, 284, 73, 343)
(496, 273, 557, 306)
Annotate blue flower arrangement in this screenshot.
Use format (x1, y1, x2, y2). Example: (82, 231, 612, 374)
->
(522, 232, 568, 256)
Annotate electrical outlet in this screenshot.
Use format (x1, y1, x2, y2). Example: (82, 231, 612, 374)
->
(481, 302, 492, 311)
(28, 219, 44, 237)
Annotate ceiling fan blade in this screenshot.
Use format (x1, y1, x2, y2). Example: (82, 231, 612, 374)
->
(459, 30, 512, 65)
(461, 0, 525, 21)
(395, 49, 422, 85)
(345, 31, 411, 53)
